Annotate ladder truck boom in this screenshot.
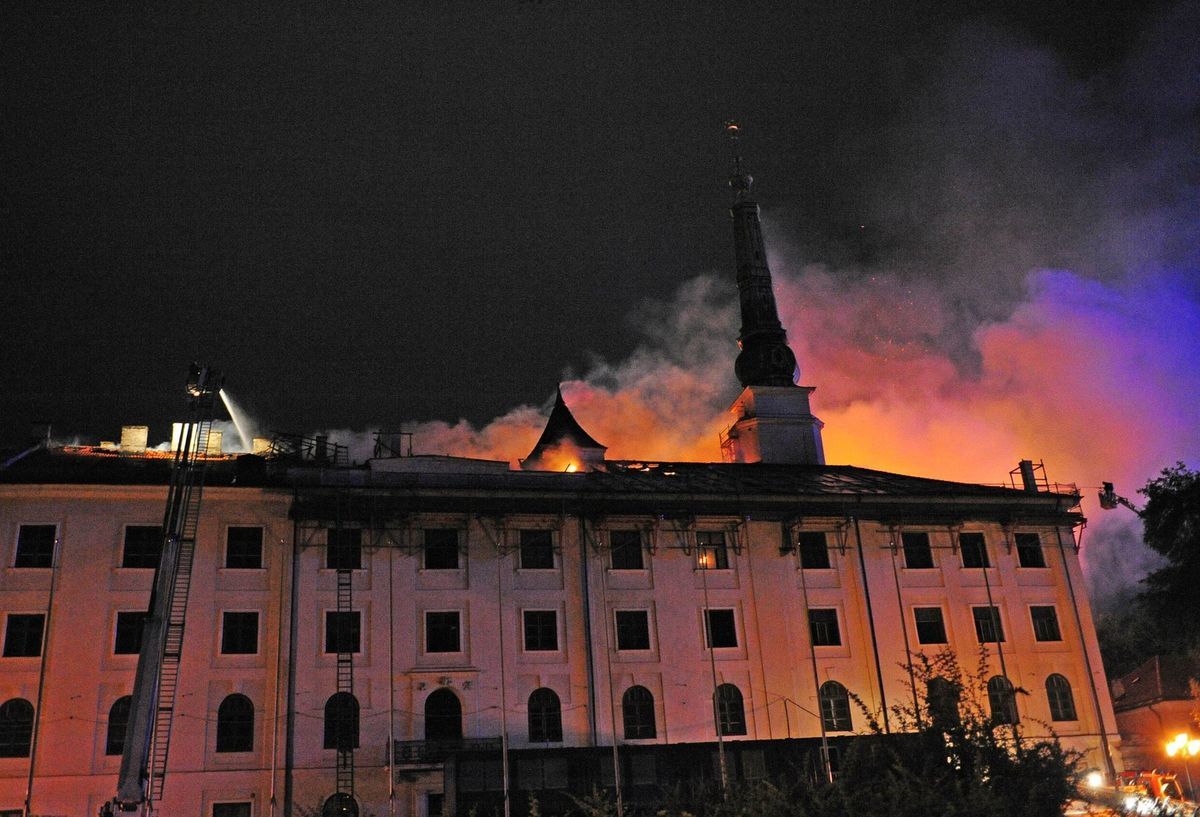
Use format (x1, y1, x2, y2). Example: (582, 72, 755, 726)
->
(103, 364, 222, 815)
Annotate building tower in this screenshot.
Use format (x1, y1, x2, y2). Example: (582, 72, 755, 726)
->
(722, 122, 825, 464)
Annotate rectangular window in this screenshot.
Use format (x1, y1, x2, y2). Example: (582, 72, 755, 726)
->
(212, 804, 252, 817)
(14, 525, 55, 568)
(704, 608, 737, 648)
(1030, 606, 1062, 641)
(122, 525, 162, 569)
(423, 529, 459, 570)
(325, 611, 361, 654)
(519, 530, 554, 570)
(609, 530, 644, 570)
(114, 611, 148, 654)
(960, 532, 991, 568)
(614, 610, 651, 650)
(913, 607, 947, 644)
(523, 610, 558, 651)
(901, 532, 934, 569)
(696, 531, 728, 570)
(326, 528, 362, 570)
(220, 612, 259, 654)
(225, 526, 263, 569)
(972, 606, 1005, 643)
(798, 531, 830, 569)
(808, 608, 841, 646)
(2, 614, 45, 657)
(425, 611, 461, 653)
(1016, 533, 1047, 568)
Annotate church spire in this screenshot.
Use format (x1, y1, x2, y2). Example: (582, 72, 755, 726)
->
(725, 122, 799, 388)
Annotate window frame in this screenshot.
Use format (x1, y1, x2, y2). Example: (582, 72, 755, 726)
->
(987, 675, 1019, 725)
(527, 687, 563, 743)
(614, 610, 651, 651)
(1015, 532, 1047, 568)
(0, 698, 34, 758)
(608, 529, 645, 571)
(2, 613, 45, 658)
(522, 609, 559, 652)
(224, 526, 264, 570)
(621, 685, 656, 740)
(714, 683, 747, 736)
(14, 524, 56, 569)
(323, 692, 360, 750)
(913, 606, 948, 645)
(797, 531, 831, 569)
(114, 610, 149, 655)
(211, 804, 253, 817)
(324, 610, 362, 654)
(325, 528, 362, 571)
(819, 681, 853, 732)
(901, 531, 934, 569)
(518, 530, 555, 571)
(121, 525, 163, 569)
(424, 610, 463, 654)
(215, 693, 255, 753)
(971, 605, 1006, 643)
(1046, 674, 1077, 721)
(703, 608, 738, 649)
(808, 608, 842, 647)
(959, 532, 991, 568)
(1030, 605, 1063, 642)
(219, 611, 260, 655)
(105, 695, 132, 756)
(422, 528, 460, 571)
(695, 531, 729, 570)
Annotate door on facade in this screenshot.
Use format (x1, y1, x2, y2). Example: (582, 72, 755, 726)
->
(425, 688, 463, 741)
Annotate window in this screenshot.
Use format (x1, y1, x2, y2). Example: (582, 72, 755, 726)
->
(527, 687, 563, 742)
(105, 696, 132, 756)
(1030, 606, 1062, 641)
(696, 531, 728, 570)
(987, 676, 1018, 725)
(426, 794, 444, 817)
(324, 692, 359, 749)
(704, 609, 737, 649)
(424, 688, 462, 741)
(797, 532, 830, 569)
(425, 611, 461, 653)
(326, 528, 361, 570)
(1046, 674, 1077, 721)
(972, 606, 1005, 643)
(225, 527, 263, 569)
(959, 532, 990, 568)
(808, 608, 841, 646)
(615, 610, 651, 651)
(220, 612, 259, 655)
(913, 607, 947, 644)
(14, 525, 55, 568)
(1016, 533, 1047, 568)
(927, 677, 960, 729)
(122, 525, 162, 569)
(423, 529, 459, 570)
(325, 611, 361, 654)
(901, 532, 933, 569)
(0, 698, 33, 757)
(212, 805, 252, 817)
(714, 684, 746, 736)
(216, 693, 254, 752)
(523, 610, 558, 651)
(819, 681, 852, 732)
(609, 530, 644, 570)
(3, 614, 44, 657)
(622, 686, 656, 739)
(114, 611, 148, 655)
(517, 529, 554, 569)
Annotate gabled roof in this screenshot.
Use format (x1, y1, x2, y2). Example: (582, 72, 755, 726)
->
(1112, 654, 1198, 712)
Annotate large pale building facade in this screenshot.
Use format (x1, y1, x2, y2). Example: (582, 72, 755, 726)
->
(0, 132, 1120, 816)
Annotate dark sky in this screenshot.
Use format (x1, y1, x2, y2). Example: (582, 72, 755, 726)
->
(0, 0, 1186, 444)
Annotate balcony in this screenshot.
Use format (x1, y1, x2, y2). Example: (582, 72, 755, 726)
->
(393, 737, 503, 764)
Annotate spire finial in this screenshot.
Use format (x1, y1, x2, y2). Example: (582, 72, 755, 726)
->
(725, 121, 752, 201)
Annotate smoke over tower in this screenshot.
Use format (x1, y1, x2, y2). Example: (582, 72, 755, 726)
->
(722, 123, 825, 464)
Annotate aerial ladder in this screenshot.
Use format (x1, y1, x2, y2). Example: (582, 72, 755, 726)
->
(103, 364, 223, 816)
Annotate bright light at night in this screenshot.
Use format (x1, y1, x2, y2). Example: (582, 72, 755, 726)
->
(1085, 771, 1103, 788)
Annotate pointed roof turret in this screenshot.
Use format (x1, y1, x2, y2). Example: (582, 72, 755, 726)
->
(521, 386, 607, 471)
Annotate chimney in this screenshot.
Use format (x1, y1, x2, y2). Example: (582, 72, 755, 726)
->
(252, 437, 271, 455)
(206, 430, 223, 456)
(119, 425, 149, 453)
(314, 435, 329, 462)
(1018, 460, 1038, 492)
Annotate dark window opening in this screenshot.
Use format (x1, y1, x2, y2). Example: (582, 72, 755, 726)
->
(972, 606, 1005, 643)
(523, 610, 558, 651)
(960, 532, 991, 568)
(324, 692, 359, 750)
(3, 614, 44, 658)
(609, 530, 644, 570)
(715, 684, 746, 736)
(798, 531, 830, 569)
(114, 611, 148, 655)
(1047, 674, 1077, 721)
(809, 608, 841, 646)
(225, 526, 263, 569)
(987, 676, 1018, 725)
(14, 525, 55, 568)
(927, 676, 961, 730)
(819, 681, 852, 732)
(1031, 606, 1062, 641)
(615, 610, 651, 651)
(704, 609, 737, 649)
(325, 611, 361, 654)
(519, 530, 554, 570)
(105, 696, 132, 756)
(622, 685, 656, 739)
(696, 531, 728, 570)
(913, 607, 947, 644)
(326, 528, 362, 570)
(423, 529, 459, 570)
(527, 687, 563, 742)
(0, 698, 34, 758)
(902, 532, 934, 569)
(213, 805, 252, 817)
(220, 612, 259, 655)
(122, 526, 162, 569)
(425, 688, 462, 741)
(216, 693, 254, 752)
(1016, 533, 1047, 568)
(425, 611, 461, 653)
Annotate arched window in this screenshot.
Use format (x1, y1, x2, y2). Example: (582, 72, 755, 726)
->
(324, 692, 359, 750)
(987, 676, 1018, 725)
(926, 676, 960, 730)
(714, 683, 746, 736)
(1046, 674, 1077, 721)
(216, 693, 254, 752)
(105, 696, 132, 756)
(528, 688, 562, 743)
(424, 688, 462, 742)
(0, 698, 34, 758)
(819, 681, 852, 732)
(622, 685, 656, 740)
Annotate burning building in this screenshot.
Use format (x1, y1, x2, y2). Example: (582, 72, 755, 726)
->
(0, 129, 1119, 816)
